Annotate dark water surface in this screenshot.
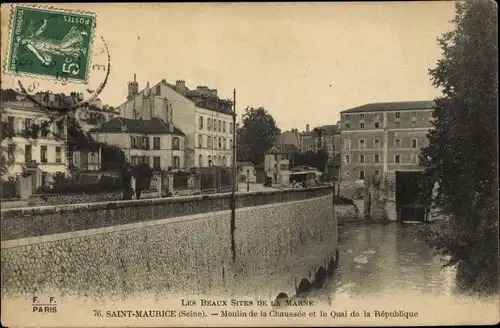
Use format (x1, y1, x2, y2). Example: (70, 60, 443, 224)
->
(310, 222, 458, 301)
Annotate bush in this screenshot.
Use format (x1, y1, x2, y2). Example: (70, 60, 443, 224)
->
(36, 175, 124, 194)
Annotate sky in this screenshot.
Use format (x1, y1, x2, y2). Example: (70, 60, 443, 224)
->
(1, 2, 457, 132)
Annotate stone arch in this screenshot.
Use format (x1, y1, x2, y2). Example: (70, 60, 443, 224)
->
(275, 292, 289, 301)
(314, 266, 327, 288)
(296, 278, 312, 296)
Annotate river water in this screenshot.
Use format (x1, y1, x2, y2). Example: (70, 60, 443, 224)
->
(302, 222, 499, 325)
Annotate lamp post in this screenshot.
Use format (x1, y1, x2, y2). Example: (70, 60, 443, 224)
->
(230, 89, 237, 261)
(246, 169, 250, 192)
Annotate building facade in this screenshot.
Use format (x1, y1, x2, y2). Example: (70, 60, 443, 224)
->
(90, 117, 186, 171)
(339, 100, 435, 182)
(117, 76, 234, 168)
(237, 162, 256, 183)
(1, 97, 68, 187)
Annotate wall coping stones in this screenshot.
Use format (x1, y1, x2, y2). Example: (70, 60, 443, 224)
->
(1, 186, 332, 218)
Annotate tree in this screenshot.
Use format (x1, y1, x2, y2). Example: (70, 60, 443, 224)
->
(419, 0, 498, 296)
(132, 163, 153, 199)
(101, 144, 127, 171)
(236, 107, 281, 164)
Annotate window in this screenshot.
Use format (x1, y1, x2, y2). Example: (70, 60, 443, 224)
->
(280, 164, 288, 170)
(218, 120, 221, 131)
(345, 123, 350, 129)
(208, 118, 212, 130)
(411, 154, 418, 164)
(218, 137, 222, 149)
(199, 155, 203, 167)
(359, 139, 365, 149)
(25, 145, 32, 162)
(412, 121, 417, 128)
(223, 121, 226, 133)
(229, 139, 232, 149)
(395, 155, 401, 164)
(344, 155, 350, 164)
(429, 110, 433, 118)
(360, 114, 365, 120)
(412, 111, 417, 118)
(153, 137, 161, 150)
(199, 116, 204, 129)
(345, 172, 350, 177)
(172, 156, 180, 168)
(24, 118, 32, 133)
(374, 170, 380, 176)
(395, 112, 400, 118)
(360, 155, 365, 163)
(345, 114, 350, 121)
(89, 152, 98, 165)
(395, 122, 400, 128)
(411, 138, 418, 149)
(7, 116, 15, 134)
(40, 120, 49, 137)
(222, 156, 226, 167)
(395, 139, 401, 148)
(374, 138, 380, 149)
(374, 113, 380, 120)
(344, 139, 351, 150)
(374, 122, 379, 128)
(222, 138, 226, 149)
(208, 136, 212, 148)
(229, 122, 233, 133)
(155, 84, 161, 95)
(360, 123, 365, 129)
(40, 146, 47, 163)
(374, 154, 380, 163)
(208, 156, 212, 167)
(172, 137, 180, 150)
(131, 156, 138, 165)
(56, 121, 64, 137)
(198, 135, 203, 148)
(55, 147, 62, 163)
(359, 170, 365, 180)
(7, 144, 15, 161)
(153, 156, 161, 170)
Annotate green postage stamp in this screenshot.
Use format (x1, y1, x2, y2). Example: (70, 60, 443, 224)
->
(5, 4, 96, 83)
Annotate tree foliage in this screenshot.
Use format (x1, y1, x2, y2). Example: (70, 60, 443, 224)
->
(236, 107, 281, 164)
(292, 150, 328, 172)
(419, 0, 498, 296)
(132, 163, 153, 199)
(100, 144, 127, 171)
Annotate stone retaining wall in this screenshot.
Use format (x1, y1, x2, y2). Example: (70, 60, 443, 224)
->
(1, 186, 337, 301)
(2, 186, 332, 241)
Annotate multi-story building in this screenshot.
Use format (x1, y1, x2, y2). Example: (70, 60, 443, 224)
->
(279, 123, 341, 180)
(89, 117, 186, 171)
(1, 95, 68, 188)
(259, 144, 298, 185)
(339, 100, 435, 182)
(116, 75, 234, 168)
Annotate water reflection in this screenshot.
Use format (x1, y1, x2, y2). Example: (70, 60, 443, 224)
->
(311, 223, 458, 302)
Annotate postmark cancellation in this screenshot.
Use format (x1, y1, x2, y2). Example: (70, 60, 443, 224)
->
(4, 4, 97, 84)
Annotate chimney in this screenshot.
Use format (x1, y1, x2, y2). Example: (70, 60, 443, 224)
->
(176, 80, 186, 95)
(144, 81, 150, 96)
(306, 124, 310, 132)
(127, 74, 139, 100)
(89, 98, 102, 108)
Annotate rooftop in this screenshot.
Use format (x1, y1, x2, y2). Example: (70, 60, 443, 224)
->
(90, 117, 185, 136)
(341, 100, 436, 114)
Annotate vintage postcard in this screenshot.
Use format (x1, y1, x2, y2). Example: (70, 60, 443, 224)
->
(1, 1, 498, 327)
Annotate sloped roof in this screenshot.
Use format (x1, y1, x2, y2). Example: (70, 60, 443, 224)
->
(266, 143, 300, 154)
(315, 124, 339, 135)
(341, 100, 435, 114)
(90, 117, 185, 135)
